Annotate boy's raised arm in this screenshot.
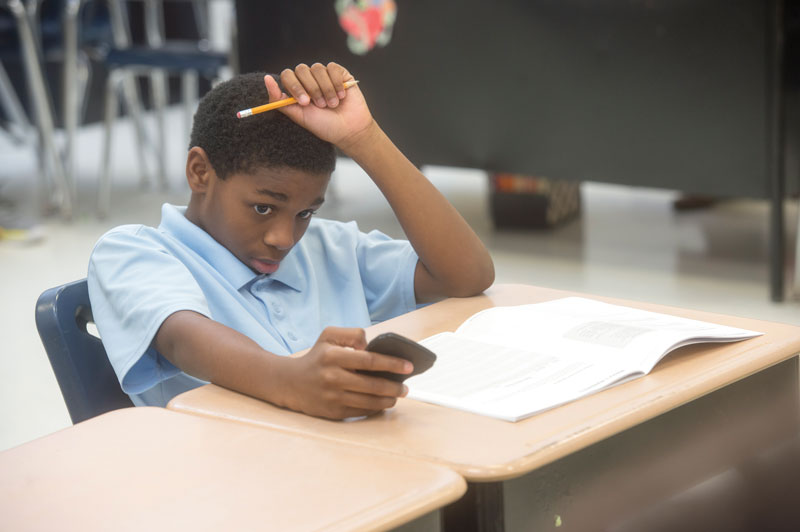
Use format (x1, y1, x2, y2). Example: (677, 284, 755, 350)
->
(268, 63, 495, 303)
(341, 121, 495, 302)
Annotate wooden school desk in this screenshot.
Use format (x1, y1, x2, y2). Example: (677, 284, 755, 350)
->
(0, 407, 466, 532)
(168, 284, 800, 531)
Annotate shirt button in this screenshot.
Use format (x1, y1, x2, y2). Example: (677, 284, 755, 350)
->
(272, 303, 282, 315)
(287, 332, 297, 341)
(252, 280, 268, 293)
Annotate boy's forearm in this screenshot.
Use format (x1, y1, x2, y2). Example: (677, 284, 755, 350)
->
(154, 310, 292, 407)
(154, 312, 409, 419)
(340, 122, 495, 300)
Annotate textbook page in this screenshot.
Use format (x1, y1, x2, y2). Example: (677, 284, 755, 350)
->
(409, 333, 630, 421)
(406, 297, 761, 422)
(453, 298, 761, 375)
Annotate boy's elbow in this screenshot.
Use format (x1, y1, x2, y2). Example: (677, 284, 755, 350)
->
(417, 255, 495, 300)
(472, 260, 496, 295)
(451, 259, 495, 297)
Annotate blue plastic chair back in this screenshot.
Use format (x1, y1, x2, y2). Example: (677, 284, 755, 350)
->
(35, 279, 133, 424)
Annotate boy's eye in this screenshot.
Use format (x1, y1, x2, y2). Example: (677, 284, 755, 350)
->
(254, 204, 273, 215)
(298, 210, 317, 220)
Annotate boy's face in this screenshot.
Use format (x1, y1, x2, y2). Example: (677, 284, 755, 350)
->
(194, 165, 330, 275)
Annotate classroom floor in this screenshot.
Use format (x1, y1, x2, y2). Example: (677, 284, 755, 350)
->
(2, 108, 799, 451)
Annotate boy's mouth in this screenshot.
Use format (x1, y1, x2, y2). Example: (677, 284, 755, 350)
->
(251, 258, 280, 275)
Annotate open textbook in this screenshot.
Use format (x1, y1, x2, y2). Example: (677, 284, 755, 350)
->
(406, 297, 762, 422)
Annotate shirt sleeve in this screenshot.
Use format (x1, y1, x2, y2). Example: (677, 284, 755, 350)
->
(87, 226, 211, 394)
(355, 228, 419, 323)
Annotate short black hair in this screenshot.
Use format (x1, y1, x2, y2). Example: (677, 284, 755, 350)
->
(189, 72, 336, 179)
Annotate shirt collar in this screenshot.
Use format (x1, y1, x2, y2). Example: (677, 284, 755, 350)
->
(158, 203, 306, 292)
(267, 243, 306, 292)
(159, 203, 259, 290)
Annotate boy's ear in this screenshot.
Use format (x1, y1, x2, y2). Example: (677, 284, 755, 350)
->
(186, 147, 216, 193)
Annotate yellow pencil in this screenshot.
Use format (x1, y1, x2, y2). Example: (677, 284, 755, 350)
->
(236, 80, 360, 118)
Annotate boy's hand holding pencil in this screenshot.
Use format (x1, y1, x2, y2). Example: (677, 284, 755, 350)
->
(242, 62, 376, 151)
(237, 79, 360, 118)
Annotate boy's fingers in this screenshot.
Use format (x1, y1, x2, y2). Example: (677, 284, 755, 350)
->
(280, 62, 352, 106)
(280, 67, 310, 106)
(354, 375, 409, 400)
(330, 362, 408, 398)
(310, 62, 339, 107)
(326, 63, 347, 99)
(325, 62, 350, 100)
(337, 347, 413, 376)
(317, 326, 367, 350)
(292, 63, 327, 108)
(339, 390, 398, 412)
(263, 74, 280, 102)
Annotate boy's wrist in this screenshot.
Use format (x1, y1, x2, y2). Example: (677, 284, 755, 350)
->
(337, 119, 383, 157)
(263, 354, 299, 411)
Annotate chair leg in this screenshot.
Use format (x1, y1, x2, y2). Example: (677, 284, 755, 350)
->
(191, 0, 210, 44)
(99, 72, 120, 218)
(107, 0, 150, 188)
(182, 70, 198, 144)
(0, 61, 33, 143)
(149, 68, 169, 190)
(35, 129, 51, 211)
(9, 0, 72, 219)
(119, 73, 151, 189)
(63, 0, 81, 204)
(142, 0, 168, 189)
(76, 53, 91, 136)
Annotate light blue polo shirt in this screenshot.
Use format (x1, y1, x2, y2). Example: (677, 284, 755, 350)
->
(87, 203, 419, 407)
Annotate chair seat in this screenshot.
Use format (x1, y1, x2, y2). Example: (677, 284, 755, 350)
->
(106, 44, 227, 77)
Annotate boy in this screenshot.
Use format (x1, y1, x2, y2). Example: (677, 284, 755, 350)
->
(88, 62, 494, 420)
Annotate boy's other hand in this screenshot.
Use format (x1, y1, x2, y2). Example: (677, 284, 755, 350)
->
(280, 326, 412, 420)
(264, 62, 376, 151)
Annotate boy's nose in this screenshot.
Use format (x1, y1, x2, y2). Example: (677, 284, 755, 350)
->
(263, 219, 295, 250)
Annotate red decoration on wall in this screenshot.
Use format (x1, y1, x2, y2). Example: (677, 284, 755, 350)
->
(335, 0, 397, 55)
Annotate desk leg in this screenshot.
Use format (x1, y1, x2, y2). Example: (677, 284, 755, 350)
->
(441, 481, 504, 532)
(768, 0, 787, 301)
